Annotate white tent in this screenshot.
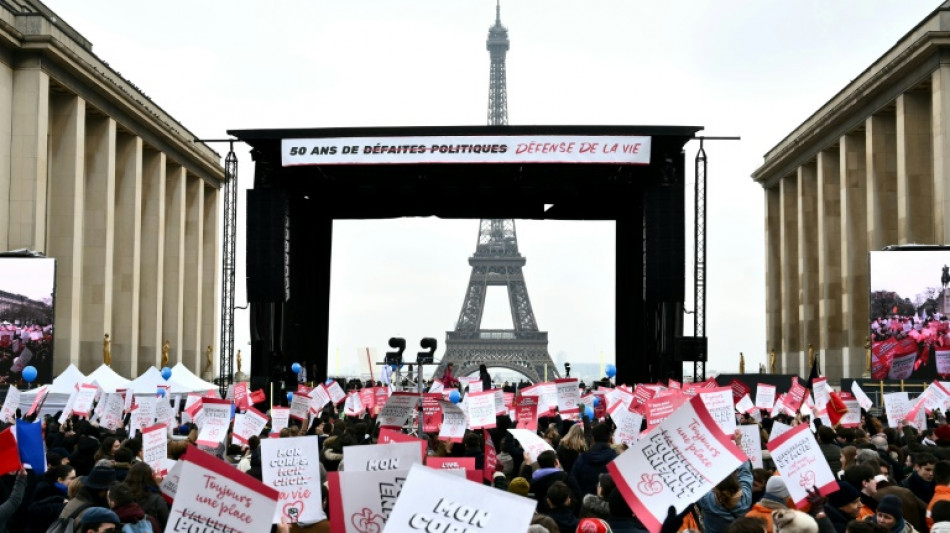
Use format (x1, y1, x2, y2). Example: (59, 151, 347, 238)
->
(48, 363, 86, 394)
(128, 366, 191, 394)
(18, 363, 86, 416)
(83, 364, 132, 393)
(170, 362, 218, 392)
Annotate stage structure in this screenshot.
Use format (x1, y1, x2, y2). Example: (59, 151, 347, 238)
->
(231, 124, 698, 399)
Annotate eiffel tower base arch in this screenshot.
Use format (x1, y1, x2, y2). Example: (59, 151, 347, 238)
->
(436, 337, 559, 384)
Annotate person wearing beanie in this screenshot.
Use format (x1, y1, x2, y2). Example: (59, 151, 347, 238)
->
(827, 481, 864, 533)
(872, 494, 919, 533)
(746, 476, 792, 533)
(930, 500, 950, 533)
(58, 465, 116, 532)
(843, 464, 879, 518)
(577, 517, 613, 533)
(79, 506, 121, 533)
(509, 476, 531, 497)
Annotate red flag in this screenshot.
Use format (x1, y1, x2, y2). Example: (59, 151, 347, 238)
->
(0, 428, 20, 476)
(249, 389, 266, 405)
(483, 429, 498, 482)
(826, 391, 849, 426)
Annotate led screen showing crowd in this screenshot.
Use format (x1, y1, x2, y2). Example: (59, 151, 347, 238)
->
(870, 249, 950, 381)
(0, 257, 55, 385)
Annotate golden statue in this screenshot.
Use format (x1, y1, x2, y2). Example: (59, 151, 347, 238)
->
(739, 352, 745, 374)
(808, 344, 815, 367)
(161, 340, 170, 368)
(769, 349, 776, 374)
(103, 333, 111, 367)
(204, 345, 213, 374)
(236, 350, 243, 373)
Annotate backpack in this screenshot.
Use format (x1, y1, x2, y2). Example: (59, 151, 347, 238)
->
(121, 518, 154, 533)
(45, 503, 92, 533)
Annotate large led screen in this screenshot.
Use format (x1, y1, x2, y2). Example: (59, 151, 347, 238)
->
(870, 248, 950, 381)
(0, 257, 56, 385)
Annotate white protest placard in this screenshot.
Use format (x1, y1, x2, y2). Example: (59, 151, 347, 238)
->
(142, 424, 168, 475)
(507, 428, 555, 463)
(755, 384, 776, 410)
(345, 441, 424, 473)
(271, 407, 290, 433)
(182, 393, 202, 423)
(344, 392, 365, 417)
(99, 393, 125, 431)
(233, 407, 268, 444)
(130, 397, 156, 436)
(261, 435, 326, 524)
(467, 379, 483, 394)
(697, 387, 736, 436)
(382, 463, 536, 533)
(429, 379, 444, 395)
(851, 382, 873, 411)
(377, 392, 420, 429)
(196, 398, 232, 448)
(493, 389, 506, 416)
(326, 381, 346, 405)
(71, 383, 98, 418)
(884, 392, 912, 428)
(160, 459, 183, 502)
(735, 394, 755, 415)
(26, 385, 48, 418)
(555, 378, 581, 415)
(770, 421, 794, 440)
(466, 390, 496, 429)
(812, 378, 830, 410)
(607, 395, 747, 533)
(839, 400, 862, 427)
(328, 469, 409, 533)
(738, 424, 763, 469)
(0, 386, 20, 423)
(767, 423, 839, 507)
(612, 402, 644, 446)
(170, 447, 278, 533)
(289, 392, 311, 421)
(606, 387, 635, 414)
(438, 400, 467, 443)
(308, 385, 331, 415)
(155, 398, 176, 427)
(58, 387, 79, 424)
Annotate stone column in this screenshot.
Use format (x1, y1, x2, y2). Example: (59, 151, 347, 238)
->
(9, 68, 50, 251)
(80, 115, 116, 371)
(896, 90, 934, 245)
(780, 174, 801, 374)
(840, 132, 869, 378)
(867, 113, 898, 250)
(182, 175, 203, 372)
(201, 185, 220, 381)
(817, 149, 842, 380)
(0, 62, 11, 251)
(138, 149, 165, 374)
(933, 66, 950, 243)
(112, 133, 142, 377)
(764, 186, 782, 371)
(48, 94, 86, 372)
(798, 163, 820, 373)
(162, 163, 186, 365)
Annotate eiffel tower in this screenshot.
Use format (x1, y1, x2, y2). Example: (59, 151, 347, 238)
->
(436, 4, 559, 384)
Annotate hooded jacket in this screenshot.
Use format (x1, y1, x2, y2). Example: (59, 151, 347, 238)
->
(697, 462, 753, 533)
(570, 442, 618, 497)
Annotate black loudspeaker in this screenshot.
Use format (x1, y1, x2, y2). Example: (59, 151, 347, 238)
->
(674, 336, 707, 362)
(247, 189, 290, 302)
(644, 184, 685, 301)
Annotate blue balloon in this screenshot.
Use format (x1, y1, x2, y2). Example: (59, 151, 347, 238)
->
(287, 392, 294, 402)
(449, 390, 461, 404)
(291, 362, 301, 374)
(157, 388, 166, 398)
(593, 396, 601, 407)
(605, 364, 617, 378)
(161, 366, 172, 380)
(584, 405, 595, 420)
(22, 366, 37, 383)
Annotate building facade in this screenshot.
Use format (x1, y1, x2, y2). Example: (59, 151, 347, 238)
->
(0, 1, 224, 378)
(752, 2, 950, 382)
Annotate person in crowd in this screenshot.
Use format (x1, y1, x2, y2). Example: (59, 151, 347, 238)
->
(112, 448, 133, 482)
(107, 482, 161, 532)
(93, 437, 119, 463)
(746, 476, 792, 533)
(931, 500, 950, 533)
(478, 364, 491, 391)
(0, 468, 27, 533)
(581, 473, 613, 519)
(508, 476, 530, 498)
(818, 426, 843, 474)
(462, 431, 485, 471)
(843, 464, 880, 518)
(571, 423, 617, 498)
(78, 507, 121, 533)
(840, 446, 858, 480)
(556, 424, 587, 474)
(606, 487, 646, 533)
(29, 464, 75, 533)
(902, 452, 936, 503)
(58, 465, 116, 532)
(825, 481, 865, 533)
(752, 468, 773, 504)
(530, 450, 582, 515)
(543, 481, 579, 533)
(441, 362, 459, 389)
(871, 494, 917, 533)
(929, 460, 950, 528)
(123, 462, 168, 530)
(697, 459, 753, 533)
(727, 517, 769, 533)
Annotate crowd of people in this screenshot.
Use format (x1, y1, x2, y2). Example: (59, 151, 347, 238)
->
(1, 380, 950, 533)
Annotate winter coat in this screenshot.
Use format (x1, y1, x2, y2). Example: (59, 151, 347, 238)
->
(570, 442, 617, 497)
(114, 502, 161, 533)
(530, 467, 582, 515)
(697, 462, 753, 533)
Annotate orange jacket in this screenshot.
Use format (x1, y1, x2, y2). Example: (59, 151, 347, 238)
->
(928, 485, 950, 528)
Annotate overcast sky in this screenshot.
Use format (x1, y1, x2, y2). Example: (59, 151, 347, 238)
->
(44, 0, 941, 380)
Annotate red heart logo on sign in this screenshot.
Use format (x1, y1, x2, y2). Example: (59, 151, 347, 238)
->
(282, 501, 304, 523)
(637, 473, 663, 496)
(351, 508, 384, 533)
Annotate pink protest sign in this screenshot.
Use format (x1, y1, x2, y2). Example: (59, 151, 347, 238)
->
(426, 457, 476, 471)
(644, 393, 687, 433)
(515, 396, 538, 431)
(607, 395, 748, 533)
(169, 447, 278, 533)
(766, 422, 839, 508)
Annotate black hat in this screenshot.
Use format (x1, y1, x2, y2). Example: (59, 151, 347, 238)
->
(828, 481, 862, 509)
(81, 466, 116, 490)
(80, 507, 120, 527)
(877, 495, 903, 520)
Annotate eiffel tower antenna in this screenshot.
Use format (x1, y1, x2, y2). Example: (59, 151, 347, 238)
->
(438, 4, 558, 383)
